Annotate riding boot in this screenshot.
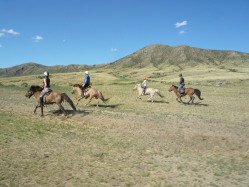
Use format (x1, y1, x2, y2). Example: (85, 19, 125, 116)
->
(39, 97, 44, 116)
(82, 89, 85, 98)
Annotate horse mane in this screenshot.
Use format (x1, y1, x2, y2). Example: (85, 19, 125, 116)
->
(73, 84, 82, 89)
(30, 85, 43, 91)
(172, 85, 178, 89)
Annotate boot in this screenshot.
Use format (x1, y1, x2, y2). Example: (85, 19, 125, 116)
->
(39, 97, 44, 116)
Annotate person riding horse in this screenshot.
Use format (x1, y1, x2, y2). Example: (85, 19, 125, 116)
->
(82, 71, 91, 97)
(40, 72, 52, 108)
(142, 77, 148, 95)
(178, 73, 185, 96)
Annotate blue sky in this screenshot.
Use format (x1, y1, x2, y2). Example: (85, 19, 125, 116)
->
(0, 0, 249, 68)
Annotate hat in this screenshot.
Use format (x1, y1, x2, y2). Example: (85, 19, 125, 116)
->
(85, 71, 89, 74)
(143, 77, 147, 80)
(44, 72, 49, 76)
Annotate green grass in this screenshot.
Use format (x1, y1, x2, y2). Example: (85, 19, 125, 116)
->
(1, 67, 249, 186)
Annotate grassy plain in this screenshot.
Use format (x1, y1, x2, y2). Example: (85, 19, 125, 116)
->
(0, 66, 249, 187)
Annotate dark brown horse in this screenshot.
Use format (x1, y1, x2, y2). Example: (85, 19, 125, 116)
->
(25, 85, 76, 116)
(168, 85, 203, 104)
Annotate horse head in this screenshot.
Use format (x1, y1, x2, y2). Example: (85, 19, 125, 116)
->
(168, 85, 177, 92)
(71, 84, 82, 94)
(25, 85, 42, 98)
(133, 83, 141, 91)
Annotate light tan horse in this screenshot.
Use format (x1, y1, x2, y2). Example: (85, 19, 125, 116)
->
(168, 85, 204, 104)
(71, 84, 109, 107)
(133, 83, 164, 102)
(25, 85, 76, 116)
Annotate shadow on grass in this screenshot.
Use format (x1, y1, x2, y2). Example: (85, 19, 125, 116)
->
(151, 100, 169, 104)
(182, 102, 209, 106)
(50, 109, 92, 116)
(90, 104, 124, 108)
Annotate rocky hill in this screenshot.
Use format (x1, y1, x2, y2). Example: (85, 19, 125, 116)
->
(1, 44, 249, 77)
(104, 44, 249, 69)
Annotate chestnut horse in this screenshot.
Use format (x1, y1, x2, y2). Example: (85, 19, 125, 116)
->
(71, 84, 109, 107)
(25, 85, 76, 116)
(168, 85, 203, 104)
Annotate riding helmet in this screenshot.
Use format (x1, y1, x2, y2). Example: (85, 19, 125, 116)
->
(44, 72, 49, 76)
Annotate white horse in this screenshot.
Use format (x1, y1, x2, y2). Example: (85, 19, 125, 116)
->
(133, 84, 164, 102)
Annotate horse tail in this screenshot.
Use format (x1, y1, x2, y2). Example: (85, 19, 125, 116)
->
(62, 93, 77, 111)
(194, 89, 204, 100)
(155, 89, 164, 98)
(98, 91, 110, 104)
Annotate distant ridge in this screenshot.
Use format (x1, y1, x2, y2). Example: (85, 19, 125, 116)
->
(105, 44, 249, 69)
(1, 44, 249, 77)
(0, 63, 95, 77)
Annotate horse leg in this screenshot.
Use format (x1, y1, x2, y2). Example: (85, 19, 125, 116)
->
(34, 105, 39, 113)
(187, 96, 192, 104)
(177, 96, 182, 103)
(85, 96, 94, 106)
(192, 96, 195, 104)
(58, 103, 67, 116)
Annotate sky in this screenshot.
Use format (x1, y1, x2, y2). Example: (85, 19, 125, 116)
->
(0, 0, 249, 68)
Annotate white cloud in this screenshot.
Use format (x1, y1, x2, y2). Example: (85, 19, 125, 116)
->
(33, 35, 44, 42)
(111, 48, 118, 52)
(175, 21, 188, 28)
(2, 29, 20, 35)
(179, 30, 186, 34)
(0, 33, 5, 37)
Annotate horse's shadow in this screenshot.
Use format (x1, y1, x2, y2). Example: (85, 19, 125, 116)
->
(147, 100, 169, 104)
(49, 109, 92, 116)
(90, 104, 123, 108)
(181, 102, 209, 106)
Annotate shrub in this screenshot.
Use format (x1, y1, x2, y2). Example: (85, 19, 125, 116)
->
(21, 82, 29, 87)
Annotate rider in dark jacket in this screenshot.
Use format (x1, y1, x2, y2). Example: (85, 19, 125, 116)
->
(82, 71, 90, 97)
(178, 73, 185, 94)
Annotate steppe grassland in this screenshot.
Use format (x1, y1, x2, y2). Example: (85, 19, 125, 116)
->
(0, 66, 249, 187)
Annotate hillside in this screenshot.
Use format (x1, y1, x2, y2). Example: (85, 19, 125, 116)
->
(105, 44, 249, 69)
(1, 44, 249, 77)
(0, 63, 96, 77)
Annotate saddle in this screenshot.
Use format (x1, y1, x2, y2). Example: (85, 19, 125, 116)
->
(43, 90, 52, 103)
(82, 85, 91, 97)
(179, 88, 186, 96)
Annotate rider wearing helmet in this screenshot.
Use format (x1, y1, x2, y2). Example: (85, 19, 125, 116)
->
(40, 72, 52, 107)
(82, 71, 90, 97)
(178, 73, 185, 94)
(142, 77, 148, 95)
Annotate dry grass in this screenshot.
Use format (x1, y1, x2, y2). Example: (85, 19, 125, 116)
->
(0, 67, 249, 186)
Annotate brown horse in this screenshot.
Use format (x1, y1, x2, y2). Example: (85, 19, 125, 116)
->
(168, 85, 203, 104)
(25, 85, 76, 116)
(71, 84, 109, 107)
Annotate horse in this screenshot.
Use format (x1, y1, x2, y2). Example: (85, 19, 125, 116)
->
(168, 85, 204, 104)
(25, 85, 76, 116)
(71, 84, 109, 107)
(133, 83, 164, 102)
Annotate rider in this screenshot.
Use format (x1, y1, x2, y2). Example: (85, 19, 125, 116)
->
(40, 71, 52, 107)
(82, 71, 90, 97)
(142, 77, 148, 95)
(178, 73, 185, 95)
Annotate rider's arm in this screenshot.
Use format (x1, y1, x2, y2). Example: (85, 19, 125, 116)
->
(43, 79, 47, 88)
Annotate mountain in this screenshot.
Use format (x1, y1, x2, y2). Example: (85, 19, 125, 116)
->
(0, 63, 96, 77)
(1, 44, 249, 77)
(104, 44, 249, 69)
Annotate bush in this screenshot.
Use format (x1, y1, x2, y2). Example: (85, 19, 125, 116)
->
(21, 82, 29, 87)
(228, 69, 237, 72)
